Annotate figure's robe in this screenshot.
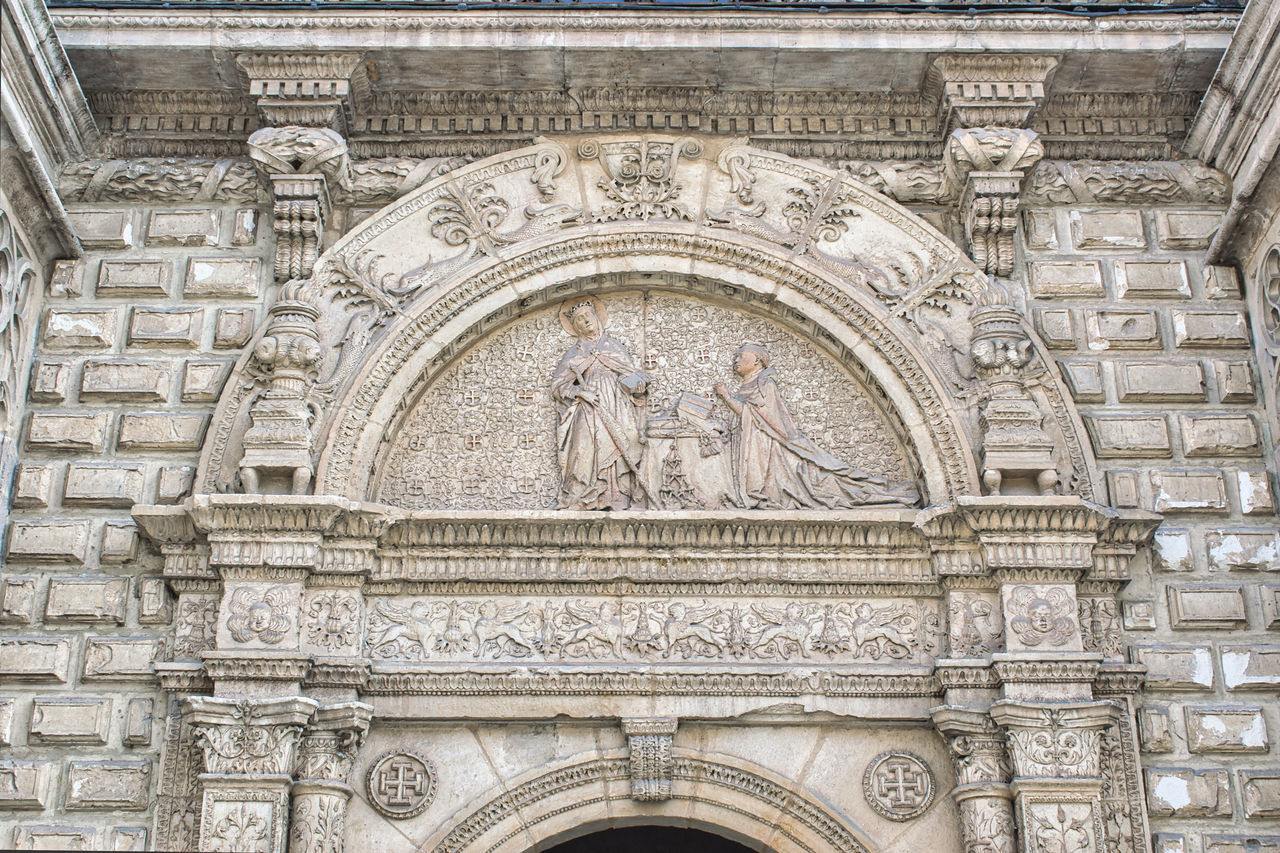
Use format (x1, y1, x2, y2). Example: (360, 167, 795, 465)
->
(552, 335, 649, 510)
(729, 368, 919, 509)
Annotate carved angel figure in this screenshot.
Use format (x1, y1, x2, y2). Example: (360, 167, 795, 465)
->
(225, 585, 292, 644)
(714, 343, 920, 509)
(551, 297, 654, 510)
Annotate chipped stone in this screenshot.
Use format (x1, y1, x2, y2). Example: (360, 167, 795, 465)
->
(213, 307, 255, 349)
(1214, 359, 1257, 402)
(46, 576, 127, 623)
(1203, 836, 1280, 853)
(68, 210, 133, 249)
(0, 637, 73, 682)
(1133, 645, 1215, 690)
(111, 826, 149, 850)
(12, 464, 55, 509)
(157, 465, 195, 504)
(184, 257, 260, 298)
(29, 698, 111, 745)
(1138, 704, 1173, 752)
(1179, 413, 1261, 457)
(1084, 414, 1171, 457)
(10, 825, 98, 850)
(1221, 646, 1280, 690)
(1185, 706, 1269, 753)
(1153, 834, 1185, 853)
(1116, 361, 1205, 402)
(1070, 210, 1145, 250)
(81, 359, 171, 402)
(1023, 209, 1057, 250)
(232, 208, 258, 245)
(181, 360, 230, 402)
(1237, 471, 1276, 516)
(1151, 470, 1228, 513)
(1085, 309, 1161, 350)
(1168, 585, 1248, 630)
(1029, 261, 1104, 297)
(42, 308, 118, 349)
(83, 636, 161, 681)
(49, 258, 84, 298)
(1058, 361, 1104, 402)
(1145, 767, 1232, 817)
(0, 576, 38, 623)
(117, 413, 207, 451)
(65, 760, 152, 809)
(7, 520, 92, 563)
(1107, 470, 1142, 508)
(96, 260, 170, 297)
(128, 307, 203, 349)
(123, 698, 153, 746)
(0, 698, 12, 746)
(1115, 260, 1190, 299)
(63, 463, 146, 507)
(1207, 530, 1280, 571)
(1033, 308, 1075, 348)
(1261, 585, 1280, 630)
(26, 412, 110, 453)
(1153, 529, 1195, 573)
(146, 209, 219, 246)
(1157, 210, 1221, 249)
(1204, 264, 1243, 299)
(1174, 309, 1251, 348)
(28, 359, 70, 403)
(1241, 770, 1280, 819)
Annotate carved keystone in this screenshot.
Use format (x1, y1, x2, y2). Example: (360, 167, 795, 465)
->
(622, 717, 677, 801)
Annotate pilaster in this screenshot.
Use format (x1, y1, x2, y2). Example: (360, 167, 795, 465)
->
(289, 702, 373, 853)
(931, 707, 1016, 853)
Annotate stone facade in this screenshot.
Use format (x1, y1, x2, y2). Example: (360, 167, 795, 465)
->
(1, 1, 1277, 852)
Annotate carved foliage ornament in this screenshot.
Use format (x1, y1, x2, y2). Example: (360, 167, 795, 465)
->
(579, 137, 701, 222)
(863, 752, 936, 821)
(366, 751, 437, 819)
(192, 702, 305, 776)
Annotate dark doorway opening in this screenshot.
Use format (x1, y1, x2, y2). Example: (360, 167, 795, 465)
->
(542, 826, 758, 853)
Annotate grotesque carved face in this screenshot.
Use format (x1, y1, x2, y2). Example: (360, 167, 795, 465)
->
(571, 306, 601, 340)
(1029, 600, 1054, 633)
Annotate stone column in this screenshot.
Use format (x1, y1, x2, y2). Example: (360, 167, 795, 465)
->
(289, 702, 373, 853)
(990, 700, 1119, 853)
(932, 707, 1016, 853)
(186, 696, 318, 853)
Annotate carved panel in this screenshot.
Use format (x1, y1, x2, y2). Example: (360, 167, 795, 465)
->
(863, 752, 936, 821)
(365, 751, 437, 819)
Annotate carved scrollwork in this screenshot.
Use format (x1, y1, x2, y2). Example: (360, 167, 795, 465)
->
(189, 700, 310, 776)
(247, 126, 351, 189)
(579, 136, 702, 222)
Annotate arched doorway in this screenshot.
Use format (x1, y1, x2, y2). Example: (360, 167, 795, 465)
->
(541, 826, 760, 853)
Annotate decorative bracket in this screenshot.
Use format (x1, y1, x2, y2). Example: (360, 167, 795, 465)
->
(236, 52, 367, 133)
(622, 717, 677, 801)
(944, 128, 1044, 278)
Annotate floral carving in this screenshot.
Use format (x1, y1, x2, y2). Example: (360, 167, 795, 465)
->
(949, 593, 1004, 656)
(579, 137, 702, 222)
(290, 796, 345, 853)
(959, 798, 1016, 853)
(305, 592, 359, 651)
(225, 585, 293, 645)
(1030, 804, 1095, 853)
(1078, 596, 1122, 660)
(191, 701, 307, 776)
(1006, 585, 1077, 648)
(209, 804, 270, 853)
(174, 595, 219, 658)
(624, 718, 677, 802)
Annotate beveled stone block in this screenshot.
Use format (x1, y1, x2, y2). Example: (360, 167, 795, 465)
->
(1157, 210, 1221, 249)
(181, 360, 231, 402)
(1122, 599, 1156, 631)
(7, 520, 92, 563)
(64, 760, 152, 809)
(1174, 309, 1250, 348)
(63, 463, 146, 507)
(1023, 209, 1057, 250)
(1106, 470, 1142, 508)
(1261, 585, 1280, 630)
(1207, 530, 1280, 571)
(1204, 264, 1243, 299)
(1214, 359, 1257, 402)
(1221, 646, 1280, 690)
(101, 521, 139, 564)
(1085, 309, 1161, 350)
(117, 413, 207, 451)
(232, 208, 258, 245)
(96, 260, 170, 296)
(0, 638, 73, 682)
(1153, 834, 1185, 853)
(124, 698, 153, 747)
(80, 359, 171, 402)
(128, 307, 203, 349)
(1033, 308, 1075, 348)
(184, 257, 260, 298)
(0, 697, 12, 746)
(1241, 770, 1280, 819)
(1179, 413, 1261, 457)
(1115, 260, 1190, 299)
(1058, 361, 1104, 402)
(1185, 706, 1268, 753)
(26, 412, 110, 453)
(1237, 471, 1276, 515)
(1203, 836, 1280, 853)
(1151, 470, 1228, 513)
(0, 761, 56, 809)
(1133, 645, 1214, 690)
(111, 826, 149, 850)
(146, 210, 219, 246)
(156, 465, 195, 504)
(45, 576, 128, 623)
(29, 697, 111, 745)
(213, 308, 255, 349)
(1138, 704, 1173, 752)
(11, 825, 98, 850)
(1167, 585, 1248, 630)
(68, 210, 133, 248)
(1116, 361, 1205, 401)
(43, 308, 118, 350)
(1069, 209, 1145, 250)
(12, 464, 55, 509)
(49, 258, 84, 298)
(1145, 767, 1232, 817)
(1084, 414, 1171, 457)
(0, 576, 38, 623)
(1029, 261, 1104, 296)
(82, 637, 161, 681)
(28, 360, 70, 402)
(1152, 529, 1195, 572)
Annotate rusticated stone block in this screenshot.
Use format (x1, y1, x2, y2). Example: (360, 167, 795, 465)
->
(1107, 470, 1142, 508)
(137, 577, 169, 624)
(0, 697, 12, 745)
(1204, 836, 1280, 853)
(1153, 834, 1185, 853)
(1134, 645, 1214, 690)
(0, 576, 38, 623)
(1033, 308, 1075, 348)
(0, 637, 73, 682)
(181, 360, 230, 402)
(96, 260, 170, 297)
(1221, 646, 1280, 690)
(1085, 309, 1161, 350)
(1186, 706, 1268, 753)
(1058, 361, 1104, 402)
(1139, 704, 1173, 752)
(117, 413, 207, 451)
(0, 761, 56, 809)
(10, 825, 98, 850)
(63, 463, 146, 507)
(1116, 361, 1205, 402)
(157, 465, 194, 504)
(1205, 265, 1243, 299)
(1151, 470, 1228, 513)
(1158, 210, 1221, 249)
(27, 412, 110, 453)
(1237, 471, 1276, 516)
(146, 210, 219, 246)
(1023, 210, 1057, 250)
(7, 520, 92, 563)
(1167, 585, 1248, 630)
(65, 760, 152, 810)
(68, 209, 133, 248)
(112, 826, 149, 850)
(213, 308, 255, 349)
(12, 464, 55, 509)
(233, 208, 258, 245)
(1029, 261, 1104, 297)
(28, 360, 70, 402)
(1084, 414, 1171, 457)
(49, 258, 84, 298)
(101, 522, 139, 564)
(1115, 260, 1191, 299)
(124, 698, 153, 746)
(1145, 767, 1232, 817)
(43, 308, 118, 350)
(1180, 413, 1261, 457)
(1214, 359, 1257, 402)
(1069, 210, 1145, 250)
(1208, 530, 1280, 571)
(1261, 585, 1280, 630)
(46, 576, 128, 623)
(1174, 309, 1250, 348)
(1122, 600, 1156, 631)
(80, 359, 171, 402)
(184, 257, 260, 298)
(1153, 530, 1195, 573)
(1241, 770, 1280, 819)
(128, 307, 202, 348)
(83, 636, 161, 681)
(29, 697, 111, 744)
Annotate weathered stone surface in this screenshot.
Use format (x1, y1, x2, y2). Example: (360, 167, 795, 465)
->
(1221, 646, 1280, 690)
(232, 208, 257, 245)
(1151, 470, 1228, 513)
(0, 637, 73, 682)
(1058, 360, 1104, 402)
(1029, 261, 1103, 297)
(1033, 308, 1075, 348)
(1241, 770, 1280, 819)
(0, 761, 57, 809)
(156, 465, 194, 504)
(136, 577, 168, 624)
(1174, 309, 1251, 348)
(1117, 361, 1205, 401)
(1208, 530, 1280, 571)
(128, 307, 202, 348)
(0, 698, 12, 746)
(1085, 309, 1161, 350)
(111, 826, 149, 850)
(0, 576, 38, 623)
(117, 413, 207, 451)
(1123, 599, 1157, 630)
(49, 258, 84, 298)
(1179, 413, 1261, 457)
(1134, 645, 1215, 690)
(82, 637, 161, 681)
(80, 359, 171, 402)
(1115, 260, 1191, 299)
(1157, 210, 1221, 249)
(1069, 209, 1145, 250)
(42, 308, 118, 350)
(1236, 471, 1275, 515)
(28, 360, 70, 402)
(213, 307, 255, 349)
(146, 210, 219, 246)
(96, 260, 170, 296)
(1185, 706, 1269, 753)
(1084, 414, 1171, 457)
(1139, 704, 1173, 752)
(1204, 837, 1280, 853)
(45, 576, 128, 623)
(123, 698, 153, 747)
(1107, 470, 1142, 508)
(101, 521, 139, 564)
(67, 210, 133, 249)
(63, 463, 146, 507)
(1167, 585, 1248, 630)
(1153, 834, 1186, 853)
(1023, 209, 1057, 250)
(11, 464, 55, 509)
(181, 360, 230, 402)
(1204, 264, 1243, 299)
(7, 520, 92, 563)
(184, 257, 260, 298)
(1214, 358, 1257, 402)
(1145, 767, 1232, 817)
(29, 698, 112, 745)
(26, 412, 110, 453)
(1153, 530, 1196, 573)
(65, 760, 152, 809)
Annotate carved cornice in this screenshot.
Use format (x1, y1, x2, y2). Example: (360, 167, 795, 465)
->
(931, 55, 1059, 130)
(202, 651, 313, 683)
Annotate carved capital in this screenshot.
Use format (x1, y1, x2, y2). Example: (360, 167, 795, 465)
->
(296, 703, 373, 785)
(185, 696, 319, 777)
(932, 707, 1012, 787)
(990, 700, 1118, 781)
(622, 717, 677, 801)
(237, 53, 366, 131)
(932, 55, 1058, 130)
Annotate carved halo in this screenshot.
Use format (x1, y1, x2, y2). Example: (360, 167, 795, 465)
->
(558, 295, 608, 336)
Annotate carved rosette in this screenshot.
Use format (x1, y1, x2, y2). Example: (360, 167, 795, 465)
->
(289, 703, 372, 853)
(932, 708, 1016, 853)
(623, 717, 677, 801)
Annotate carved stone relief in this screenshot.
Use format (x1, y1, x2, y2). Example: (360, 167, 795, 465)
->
(1002, 584, 1081, 652)
(365, 751, 437, 819)
(863, 752, 936, 821)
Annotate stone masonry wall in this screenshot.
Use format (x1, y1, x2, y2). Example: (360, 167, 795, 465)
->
(0, 200, 268, 850)
(1022, 204, 1280, 853)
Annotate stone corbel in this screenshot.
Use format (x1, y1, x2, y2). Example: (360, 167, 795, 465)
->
(944, 128, 1045, 277)
(931, 707, 1016, 853)
(290, 702, 373, 853)
(622, 717, 677, 801)
(931, 56, 1058, 132)
(237, 53, 367, 133)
